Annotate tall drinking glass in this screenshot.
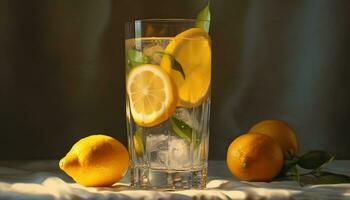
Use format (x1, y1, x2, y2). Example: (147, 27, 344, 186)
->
(125, 19, 211, 190)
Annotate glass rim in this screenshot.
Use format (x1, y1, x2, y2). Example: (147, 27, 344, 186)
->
(125, 18, 210, 25)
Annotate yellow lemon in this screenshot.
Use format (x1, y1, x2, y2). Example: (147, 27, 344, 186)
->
(59, 135, 129, 187)
(160, 28, 211, 107)
(226, 133, 283, 182)
(126, 64, 177, 127)
(250, 120, 299, 157)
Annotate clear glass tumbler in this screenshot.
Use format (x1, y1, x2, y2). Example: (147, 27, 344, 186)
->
(125, 19, 211, 190)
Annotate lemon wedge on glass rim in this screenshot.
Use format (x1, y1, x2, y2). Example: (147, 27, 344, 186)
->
(160, 28, 211, 108)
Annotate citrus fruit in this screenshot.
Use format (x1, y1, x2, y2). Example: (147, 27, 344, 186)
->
(160, 28, 211, 107)
(250, 120, 298, 157)
(226, 132, 283, 181)
(126, 64, 177, 127)
(59, 135, 129, 187)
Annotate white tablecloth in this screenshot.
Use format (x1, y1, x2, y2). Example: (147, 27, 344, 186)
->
(0, 160, 349, 200)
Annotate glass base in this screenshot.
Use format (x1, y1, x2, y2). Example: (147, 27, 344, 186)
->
(130, 165, 207, 190)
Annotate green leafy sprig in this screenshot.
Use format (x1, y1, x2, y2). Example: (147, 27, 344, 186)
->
(277, 151, 350, 186)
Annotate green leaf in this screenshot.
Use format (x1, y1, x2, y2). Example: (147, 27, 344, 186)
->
(133, 128, 144, 156)
(126, 49, 150, 70)
(170, 56, 186, 79)
(290, 165, 302, 186)
(297, 171, 350, 185)
(312, 171, 350, 184)
(195, 0, 211, 32)
(298, 151, 333, 170)
(171, 116, 201, 149)
(171, 116, 192, 143)
(154, 52, 185, 79)
(277, 157, 299, 178)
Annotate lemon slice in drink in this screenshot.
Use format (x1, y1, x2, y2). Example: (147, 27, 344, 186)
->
(127, 64, 177, 127)
(160, 28, 211, 107)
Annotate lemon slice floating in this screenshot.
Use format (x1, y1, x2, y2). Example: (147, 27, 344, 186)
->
(127, 64, 177, 127)
(160, 28, 211, 107)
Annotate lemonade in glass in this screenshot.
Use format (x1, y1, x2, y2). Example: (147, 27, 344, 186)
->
(125, 19, 211, 189)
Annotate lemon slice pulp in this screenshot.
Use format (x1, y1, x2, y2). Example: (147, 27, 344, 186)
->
(161, 28, 211, 107)
(127, 64, 177, 127)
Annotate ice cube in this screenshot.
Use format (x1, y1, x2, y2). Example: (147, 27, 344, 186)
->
(169, 137, 191, 169)
(143, 45, 164, 64)
(146, 134, 169, 168)
(146, 134, 168, 149)
(150, 149, 168, 168)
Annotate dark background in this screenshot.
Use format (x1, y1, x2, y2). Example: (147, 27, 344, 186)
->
(0, 0, 349, 160)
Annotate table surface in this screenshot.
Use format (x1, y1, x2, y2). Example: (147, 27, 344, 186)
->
(0, 160, 349, 200)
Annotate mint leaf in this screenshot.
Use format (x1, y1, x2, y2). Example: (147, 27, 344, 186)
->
(171, 116, 192, 143)
(171, 116, 201, 149)
(133, 128, 144, 156)
(126, 49, 150, 70)
(298, 151, 333, 170)
(195, 0, 211, 32)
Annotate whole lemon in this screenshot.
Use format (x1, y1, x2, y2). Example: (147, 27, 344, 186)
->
(59, 135, 129, 187)
(250, 120, 298, 157)
(226, 132, 283, 181)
